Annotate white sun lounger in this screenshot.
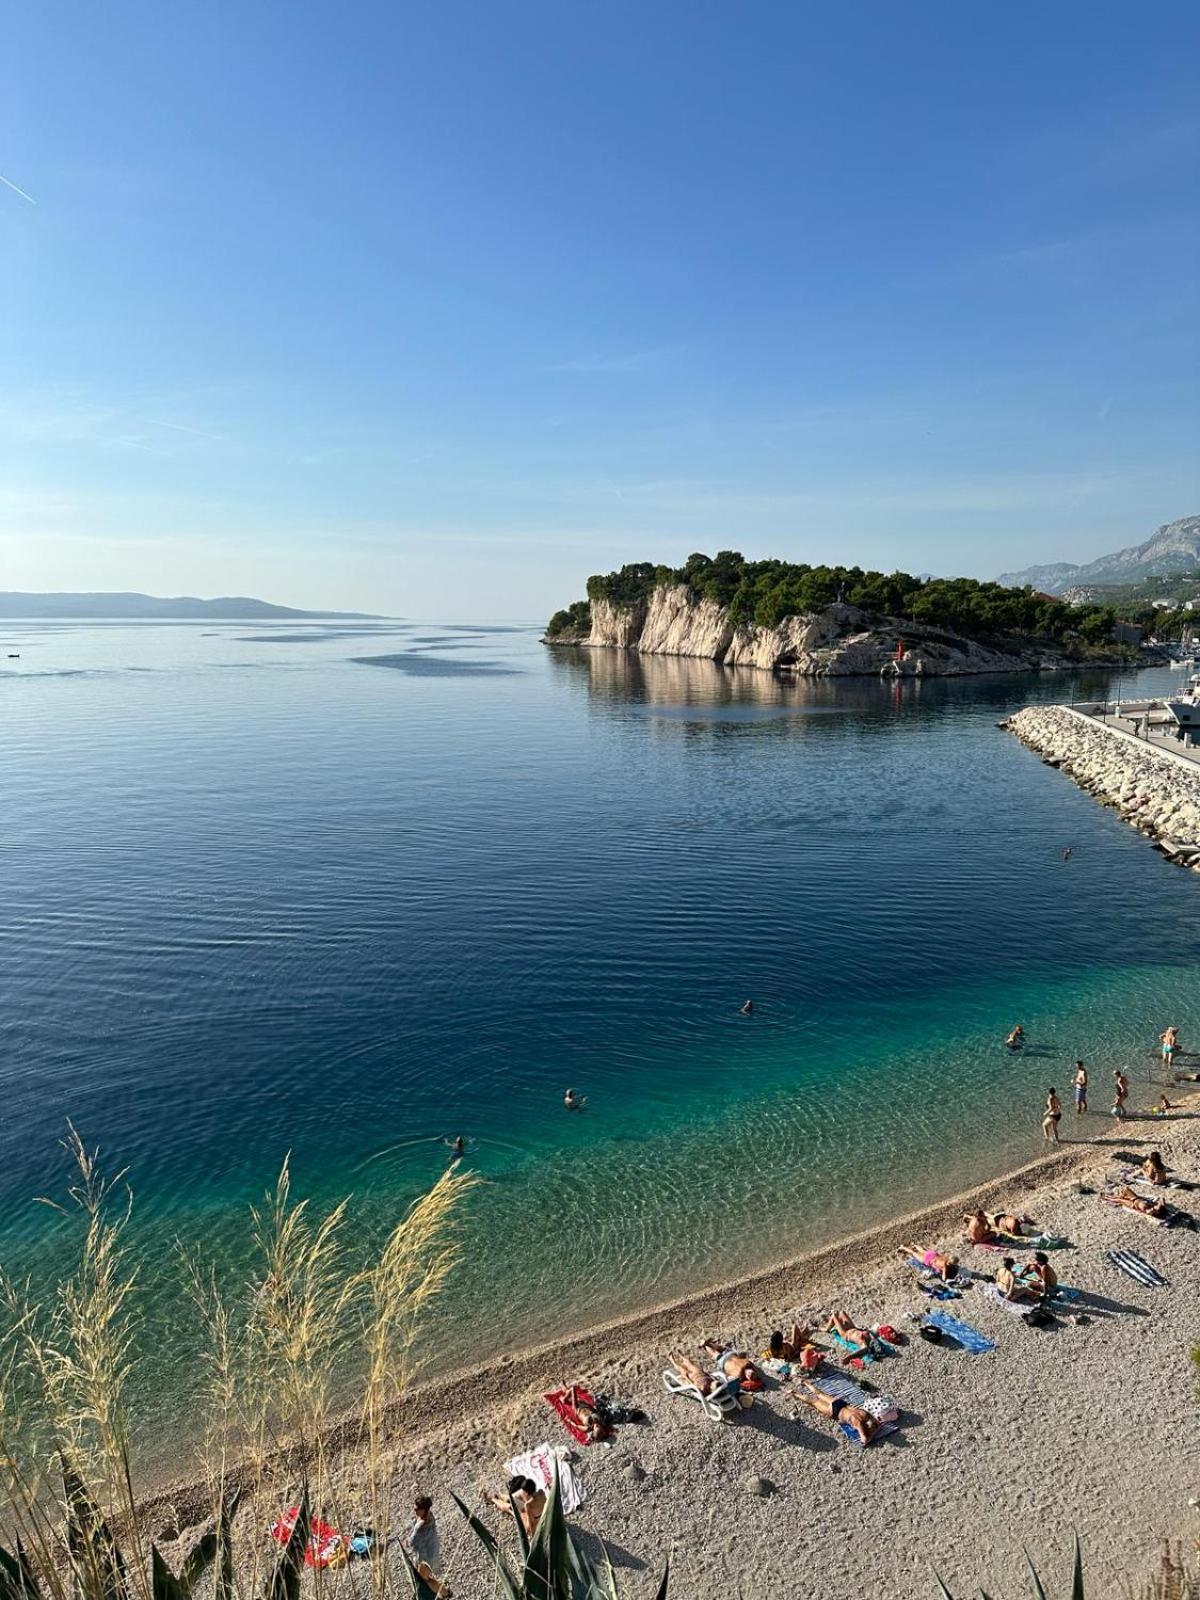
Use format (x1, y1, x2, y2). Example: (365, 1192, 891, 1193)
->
(661, 1368, 746, 1422)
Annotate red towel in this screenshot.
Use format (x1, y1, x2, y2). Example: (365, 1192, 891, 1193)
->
(270, 1506, 347, 1570)
(544, 1385, 602, 1445)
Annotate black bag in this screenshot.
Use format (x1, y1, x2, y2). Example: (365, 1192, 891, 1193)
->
(1023, 1304, 1054, 1328)
(918, 1323, 943, 1344)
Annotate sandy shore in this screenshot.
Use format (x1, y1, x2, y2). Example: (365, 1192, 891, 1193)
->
(145, 1095, 1200, 1600)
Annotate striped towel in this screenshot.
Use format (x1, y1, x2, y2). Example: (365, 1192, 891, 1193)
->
(922, 1310, 997, 1353)
(1105, 1249, 1169, 1288)
(808, 1375, 899, 1446)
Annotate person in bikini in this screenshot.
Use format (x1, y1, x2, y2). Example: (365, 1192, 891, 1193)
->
(989, 1210, 1038, 1237)
(1005, 1026, 1025, 1050)
(792, 1378, 879, 1445)
(901, 1245, 960, 1281)
(1110, 1186, 1169, 1219)
(767, 1321, 815, 1362)
(1141, 1151, 1170, 1185)
(995, 1256, 1039, 1303)
(1042, 1088, 1062, 1143)
(963, 1209, 998, 1245)
(490, 1477, 545, 1539)
(823, 1310, 878, 1353)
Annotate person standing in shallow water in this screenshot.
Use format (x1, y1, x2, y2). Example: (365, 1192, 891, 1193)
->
(1072, 1062, 1088, 1116)
(1112, 1069, 1129, 1119)
(1042, 1087, 1062, 1143)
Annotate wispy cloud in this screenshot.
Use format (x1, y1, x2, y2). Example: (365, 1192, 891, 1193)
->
(0, 173, 36, 205)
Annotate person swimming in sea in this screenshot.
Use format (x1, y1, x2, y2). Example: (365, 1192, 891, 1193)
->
(448, 1135, 465, 1160)
(740, 1000, 754, 1015)
(1005, 1026, 1025, 1050)
(564, 1088, 586, 1110)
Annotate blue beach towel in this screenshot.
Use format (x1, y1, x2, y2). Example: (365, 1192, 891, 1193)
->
(922, 1310, 996, 1353)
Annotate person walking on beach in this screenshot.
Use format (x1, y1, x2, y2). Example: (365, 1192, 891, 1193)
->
(405, 1497, 451, 1598)
(1112, 1069, 1129, 1120)
(1042, 1087, 1062, 1143)
(1072, 1062, 1088, 1116)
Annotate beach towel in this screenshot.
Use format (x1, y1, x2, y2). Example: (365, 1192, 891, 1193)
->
(808, 1375, 899, 1446)
(827, 1329, 881, 1364)
(270, 1507, 347, 1571)
(905, 1257, 969, 1290)
(1115, 1165, 1191, 1192)
(916, 1279, 962, 1301)
(544, 1386, 606, 1446)
(504, 1445, 586, 1513)
(1105, 1249, 1169, 1289)
(921, 1310, 996, 1353)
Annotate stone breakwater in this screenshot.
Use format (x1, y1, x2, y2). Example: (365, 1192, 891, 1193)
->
(1005, 705, 1200, 868)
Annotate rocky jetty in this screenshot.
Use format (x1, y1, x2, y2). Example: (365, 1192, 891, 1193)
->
(1005, 705, 1200, 867)
(555, 586, 1086, 677)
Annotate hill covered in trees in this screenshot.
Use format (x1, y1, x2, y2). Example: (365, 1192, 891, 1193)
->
(546, 552, 1123, 652)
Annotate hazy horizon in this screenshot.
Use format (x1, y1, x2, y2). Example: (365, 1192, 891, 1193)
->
(4, 2, 1198, 619)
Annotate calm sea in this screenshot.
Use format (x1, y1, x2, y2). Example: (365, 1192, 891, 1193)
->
(2, 620, 1196, 1464)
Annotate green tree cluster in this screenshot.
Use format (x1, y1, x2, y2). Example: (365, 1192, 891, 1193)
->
(554, 552, 1122, 648)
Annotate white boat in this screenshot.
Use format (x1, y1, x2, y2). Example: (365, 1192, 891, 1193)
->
(1166, 671, 1200, 730)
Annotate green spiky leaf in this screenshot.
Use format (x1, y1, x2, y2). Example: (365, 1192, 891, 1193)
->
(523, 1469, 570, 1600)
(263, 1496, 308, 1600)
(652, 1561, 670, 1600)
(179, 1488, 242, 1600)
(449, 1493, 519, 1600)
(1069, 1534, 1083, 1600)
(398, 1548, 441, 1600)
(1025, 1553, 1048, 1600)
(62, 1461, 129, 1600)
(0, 1542, 42, 1600)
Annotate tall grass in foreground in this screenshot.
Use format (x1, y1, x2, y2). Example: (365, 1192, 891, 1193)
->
(0, 1128, 478, 1600)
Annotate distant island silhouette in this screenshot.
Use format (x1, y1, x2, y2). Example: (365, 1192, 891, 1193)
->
(0, 592, 383, 620)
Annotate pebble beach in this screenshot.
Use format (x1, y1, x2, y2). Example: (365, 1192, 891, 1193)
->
(149, 1092, 1200, 1600)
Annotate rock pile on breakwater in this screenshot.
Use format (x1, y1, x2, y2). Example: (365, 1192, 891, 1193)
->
(1005, 705, 1200, 868)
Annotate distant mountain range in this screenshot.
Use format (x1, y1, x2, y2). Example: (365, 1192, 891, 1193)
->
(0, 592, 381, 619)
(998, 515, 1200, 595)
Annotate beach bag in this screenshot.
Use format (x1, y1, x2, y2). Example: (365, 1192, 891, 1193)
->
(1023, 1304, 1054, 1329)
(918, 1323, 943, 1344)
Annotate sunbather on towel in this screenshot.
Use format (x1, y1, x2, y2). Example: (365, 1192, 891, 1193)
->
(701, 1340, 765, 1391)
(490, 1478, 545, 1539)
(1142, 1151, 1169, 1186)
(1019, 1251, 1058, 1297)
(990, 1211, 1037, 1237)
(963, 1209, 998, 1245)
(1110, 1186, 1169, 1219)
(767, 1321, 815, 1363)
(825, 1310, 876, 1352)
(995, 1257, 1039, 1303)
(900, 1246, 960, 1282)
(793, 1378, 879, 1445)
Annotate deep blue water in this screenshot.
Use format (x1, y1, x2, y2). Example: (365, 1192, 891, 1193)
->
(2, 620, 1197, 1459)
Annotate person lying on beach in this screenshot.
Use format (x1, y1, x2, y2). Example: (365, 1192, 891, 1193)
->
(1141, 1151, 1169, 1186)
(490, 1477, 545, 1538)
(823, 1310, 878, 1353)
(995, 1257, 1039, 1303)
(792, 1378, 880, 1445)
(767, 1322, 815, 1362)
(990, 1210, 1037, 1237)
(901, 1246, 960, 1282)
(1005, 1026, 1025, 1049)
(1110, 1186, 1169, 1219)
(1018, 1251, 1057, 1297)
(701, 1340, 765, 1391)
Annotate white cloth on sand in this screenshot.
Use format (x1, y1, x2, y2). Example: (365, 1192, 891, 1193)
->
(504, 1444, 585, 1513)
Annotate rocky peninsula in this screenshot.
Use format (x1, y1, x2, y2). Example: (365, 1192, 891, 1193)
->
(544, 555, 1137, 678)
(1006, 704, 1200, 867)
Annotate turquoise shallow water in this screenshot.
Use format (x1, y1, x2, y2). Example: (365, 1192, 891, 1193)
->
(2, 621, 1197, 1467)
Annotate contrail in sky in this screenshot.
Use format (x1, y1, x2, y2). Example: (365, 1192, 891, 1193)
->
(0, 174, 37, 205)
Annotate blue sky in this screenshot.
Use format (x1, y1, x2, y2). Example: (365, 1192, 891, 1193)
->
(2, 3, 1198, 618)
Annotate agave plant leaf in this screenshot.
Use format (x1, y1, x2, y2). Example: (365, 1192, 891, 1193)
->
(1025, 1553, 1048, 1600)
(523, 1469, 571, 1600)
(652, 1561, 670, 1600)
(0, 1542, 43, 1600)
(180, 1488, 244, 1600)
(263, 1495, 308, 1600)
(1069, 1534, 1083, 1600)
(150, 1548, 187, 1600)
(62, 1461, 130, 1600)
(933, 1580, 957, 1600)
(397, 1549, 441, 1600)
(449, 1493, 520, 1600)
